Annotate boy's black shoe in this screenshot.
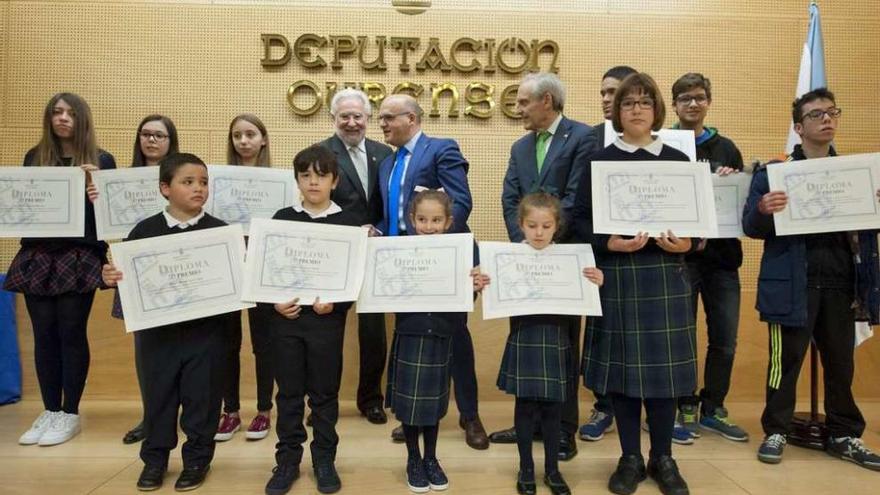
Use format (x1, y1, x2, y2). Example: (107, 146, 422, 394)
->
(543, 470, 571, 495)
(558, 433, 578, 461)
(826, 436, 880, 471)
(314, 461, 341, 494)
(265, 464, 300, 495)
(608, 454, 647, 495)
(124, 422, 146, 444)
(174, 465, 210, 492)
(647, 456, 689, 495)
(516, 468, 536, 495)
(136, 465, 166, 491)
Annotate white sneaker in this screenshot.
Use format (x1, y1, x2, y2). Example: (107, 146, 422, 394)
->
(38, 412, 81, 446)
(19, 410, 59, 445)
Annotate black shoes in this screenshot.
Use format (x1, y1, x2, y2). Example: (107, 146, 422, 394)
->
(516, 468, 537, 495)
(558, 433, 578, 461)
(543, 470, 571, 495)
(361, 406, 388, 425)
(265, 464, 300, 495)
(489, 426, 519, 444)
(136, 465, 166, 491)
(124, 421, 146, 444)
(647, 456, 689, 495)
(314, 461, 342, 494)
(174, 465, 210, 492)
(608, 454, 647, 495)
(391, 424, 405, 443)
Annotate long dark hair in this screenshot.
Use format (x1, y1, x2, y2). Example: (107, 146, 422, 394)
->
(30, 92, 98, 166)
(132, 114, 179, 167)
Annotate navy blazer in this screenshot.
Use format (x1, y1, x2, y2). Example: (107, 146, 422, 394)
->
(320, 134, 392, 226)
(501, 116, 596, 242)
(377, 133, 472, 235)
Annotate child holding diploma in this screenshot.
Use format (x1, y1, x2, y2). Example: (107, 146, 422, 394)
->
(7, 92, 116, 447)
(477, 192, 603, 495)
(102, 153, 232, 492)
(384, 189, 482, 494)
(121, 113, 179, 446)
(574, 73, 695, 495)
(215, 114, 275, 443)
(264, 145, 360, 495)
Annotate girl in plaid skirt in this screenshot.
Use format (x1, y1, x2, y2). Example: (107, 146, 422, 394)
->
(385, 189, 482, 493)
(478, 192, 603, 495)
(7, 93, 117, 447)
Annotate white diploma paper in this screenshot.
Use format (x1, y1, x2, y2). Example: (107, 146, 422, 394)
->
(591, 160, 719, 237)
(767, 153, 880, 236)
(602, 120, 697, 161)
(243, 218, 368, 304)
(111, 224, 252, 333)
(205, 165, 298, 234)
(710, 173, 752, 238)
(92, 167, 167, 240)
(0, 166, 85, 238)
(479, 242, 602, 319)
(357, 233, 474, 313)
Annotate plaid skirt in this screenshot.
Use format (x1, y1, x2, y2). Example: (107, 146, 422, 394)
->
(583, 251, 697, 399)
(496, 317, 572, 402)
(385, 332, 453, 426)
(3, 244, 103, 295)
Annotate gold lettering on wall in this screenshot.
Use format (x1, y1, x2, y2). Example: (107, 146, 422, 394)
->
(416, 37, 453, 72)
(287, 80, 323, 116)
(496, 37, 531, 74)
(293, 34, 328, 68)
(357, 36, 388, 70)
(390, 37, 420, 71)
(430, 83, 460, 117)
(464, 82, 494, 119)
(260, 34, 291, 66)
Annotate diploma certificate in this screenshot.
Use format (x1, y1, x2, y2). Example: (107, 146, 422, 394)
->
(92, 167, 167, 240)
(591, 160, 718, 237)
(710, 173, 752, 238)
(111, 224, 252, 332)
(767, 153, 880, 235)
(242, 218, 368, 304)
(357, 233, 474, 313)
(479, 242, 602, 319)
(205, 165, 299, 234)
(0, 166, 85, 238)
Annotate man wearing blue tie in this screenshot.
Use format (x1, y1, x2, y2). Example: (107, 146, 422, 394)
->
(376, 94, 488, 450)
(491, 72, 597, 462)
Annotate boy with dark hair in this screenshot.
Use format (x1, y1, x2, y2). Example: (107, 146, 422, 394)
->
(592, 65, 638, 151)
(671, 73, 749, 442)
(102, 152, 233, 491)
(743, 88, 880, 470)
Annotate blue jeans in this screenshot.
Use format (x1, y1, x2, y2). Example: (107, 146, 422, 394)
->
(682, 263, 740, 415)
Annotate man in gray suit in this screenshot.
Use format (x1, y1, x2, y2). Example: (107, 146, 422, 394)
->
(491, 72, 596, 460)
(317, 88, 393, 424)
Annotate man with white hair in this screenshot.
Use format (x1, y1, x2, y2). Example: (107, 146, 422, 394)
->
(492, 72, 596, 462)
(318, 88, 393, 425)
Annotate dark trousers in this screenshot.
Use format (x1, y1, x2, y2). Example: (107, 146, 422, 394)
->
(24, 291, 95, 414)
(451, 321, 479, 421)
(273, 312, 346, 467)
(761, 287, 865, 439)
(354, 312, 387, 411)
(681, 263, 740, 414)
(221, 307, 274, 413)
(561, 316, 581, 434)
(137, 319, 226, 469)
(611, 393, 676, 459)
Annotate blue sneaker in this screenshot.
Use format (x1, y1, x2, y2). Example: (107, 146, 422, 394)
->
(699, 407, 749, 442)
(406, 458, 430, 493)
(757, 434, 786, 464)
(641, 421, 694, 445)
(423, 458, 449, 491)
(579, 409, 615, 441)
(677, 404, 700, 439)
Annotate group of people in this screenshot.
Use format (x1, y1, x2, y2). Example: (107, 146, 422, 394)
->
(4, 65, 880, 495)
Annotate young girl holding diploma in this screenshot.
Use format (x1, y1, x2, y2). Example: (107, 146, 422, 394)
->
(477, 192, 603, 495)
(215, 114, 275, 442)
(7, 92, 116, 447)
(576, 73, 695, 495)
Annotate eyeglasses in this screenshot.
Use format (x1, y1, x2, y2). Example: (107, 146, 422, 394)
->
(675, 94, 709, 106)
(376, 112, 411, 123)
(139, 131, 169, 142)
(620, 98, 655, 111)
(802, 107, 842, 121)
(335, 112, 367, 123)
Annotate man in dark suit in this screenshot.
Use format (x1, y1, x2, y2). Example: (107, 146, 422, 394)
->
(376, 94, 489, 450)
(491, 72, 596, 461)
(317, 88, 393, 425)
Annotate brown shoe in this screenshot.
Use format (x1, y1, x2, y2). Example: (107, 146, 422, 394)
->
(461, 416, 489, 450)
